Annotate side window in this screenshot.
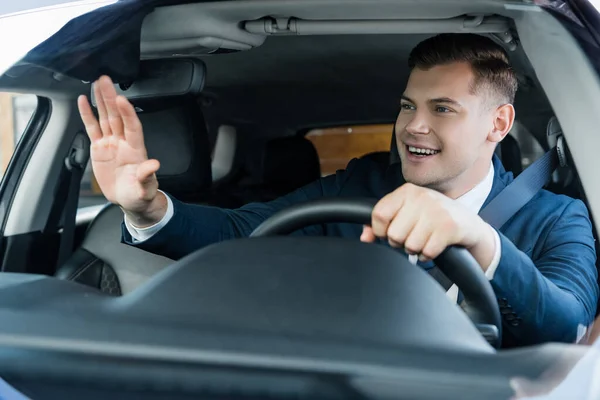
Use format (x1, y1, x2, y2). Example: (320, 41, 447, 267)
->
(0, 93, 105, 211)
(79, 161, 108, 209)
(305, 124, 393, 176)
(304, 122, 544, 177)
(0, 92, 37, 181)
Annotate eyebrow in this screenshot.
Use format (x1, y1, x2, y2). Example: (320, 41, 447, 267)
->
(401, 95, 463, 108)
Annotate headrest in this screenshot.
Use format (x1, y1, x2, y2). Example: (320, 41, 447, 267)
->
(140, 99, 212, 201)
(211, 125, 238, 182)
(253, 136, 321, 190)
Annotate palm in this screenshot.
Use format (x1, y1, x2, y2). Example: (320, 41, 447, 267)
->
(90, 136, 146, 201)
(78, 76, 160, 211)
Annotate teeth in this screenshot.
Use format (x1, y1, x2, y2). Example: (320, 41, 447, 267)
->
(408, 146, 439, 155)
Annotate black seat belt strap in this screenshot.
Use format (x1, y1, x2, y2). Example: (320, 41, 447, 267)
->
(45, 132, 90, 268)
(56, 158, 85, 266)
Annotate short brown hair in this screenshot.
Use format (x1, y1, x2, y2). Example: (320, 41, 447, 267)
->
(408, 33, 518, 105)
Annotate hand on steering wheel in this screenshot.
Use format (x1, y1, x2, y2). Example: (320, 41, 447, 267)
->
(361, 183, 498, 269)
(251, 197, 502, 348)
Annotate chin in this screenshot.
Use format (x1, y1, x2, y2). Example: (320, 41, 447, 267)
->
(402, 166, 436, 187)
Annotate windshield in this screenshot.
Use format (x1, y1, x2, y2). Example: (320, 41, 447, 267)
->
(3, 1, 600, 399)
(0, 0, 116, 75)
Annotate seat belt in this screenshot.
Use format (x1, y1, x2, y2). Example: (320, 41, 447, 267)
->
(428, 132, 568, 291)
(44, 132, 90, 269)
(478, 146, 560, 229)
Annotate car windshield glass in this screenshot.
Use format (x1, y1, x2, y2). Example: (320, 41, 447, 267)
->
(3, 1, 600, 399)
(0, 1, 117, 76)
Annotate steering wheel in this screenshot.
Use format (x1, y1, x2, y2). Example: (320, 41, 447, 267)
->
(250, 197, 502, 348)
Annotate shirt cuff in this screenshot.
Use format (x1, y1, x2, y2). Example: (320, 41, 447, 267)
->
(123, 190, 174, 243)
(484, 228, 502, 280)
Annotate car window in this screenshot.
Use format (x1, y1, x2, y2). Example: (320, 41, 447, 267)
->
(0, 92, 38, 182)
(305, 124, 392, 176)
(0, 92, 106, 209)
(305, 121, 546, 176)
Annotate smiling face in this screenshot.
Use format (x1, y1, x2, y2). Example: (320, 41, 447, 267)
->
(396, 61, 515, 198)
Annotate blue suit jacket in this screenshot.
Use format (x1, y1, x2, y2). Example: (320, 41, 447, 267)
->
(123, 155, 599, 347)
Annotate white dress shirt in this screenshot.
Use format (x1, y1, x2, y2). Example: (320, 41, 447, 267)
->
(125, 162, 502, 302)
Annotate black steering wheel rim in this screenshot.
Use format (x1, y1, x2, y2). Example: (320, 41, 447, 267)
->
(250, 197, 502, 348)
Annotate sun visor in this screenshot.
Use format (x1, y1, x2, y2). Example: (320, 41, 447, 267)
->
(20, 0, 195, 83)
(90, 58, 206, 111)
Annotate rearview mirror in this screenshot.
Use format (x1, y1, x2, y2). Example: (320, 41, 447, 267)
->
(91, 58, 206, 110)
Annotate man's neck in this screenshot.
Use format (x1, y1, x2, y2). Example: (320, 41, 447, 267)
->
(439, 158, 494, 200)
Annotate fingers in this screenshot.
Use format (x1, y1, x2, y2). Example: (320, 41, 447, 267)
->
(137, 159, 160, 183)
(388, 209, 451, 260)
(116, 95, 145, 150)
(90, 75, 145, 150)
(97, 75, 125, 139)
(401, 216, 434, 254)
(388, 215, 447, 260)
(77, 95, 102, 142)
(371, 189, 406, 238)
(93, 77, 111, 137)
(360, 225, 377, 242)
(386, 203, 446, 260)
(385, 200, 419, 249)
(369, 184, 453, 260)
(419, 229, 449, 261)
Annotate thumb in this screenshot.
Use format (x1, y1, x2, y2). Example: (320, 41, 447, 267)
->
(136, 159, 160, 184)
(361, 225, 376, 242)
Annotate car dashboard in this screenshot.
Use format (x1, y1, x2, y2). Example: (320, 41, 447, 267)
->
(0, 236, 589, 399)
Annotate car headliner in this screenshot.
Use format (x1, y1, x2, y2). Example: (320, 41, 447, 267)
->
(196, 33, 551, 138)
(2, 0, 555, 142)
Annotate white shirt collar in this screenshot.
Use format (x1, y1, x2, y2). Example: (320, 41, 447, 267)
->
(454, 162, 495, 213)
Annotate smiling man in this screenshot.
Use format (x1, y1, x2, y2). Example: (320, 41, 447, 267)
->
(78, 33, 599, 347)
(361, 48, 516, 271)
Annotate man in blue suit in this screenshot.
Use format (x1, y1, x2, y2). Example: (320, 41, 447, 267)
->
(77, 33, 598, 347)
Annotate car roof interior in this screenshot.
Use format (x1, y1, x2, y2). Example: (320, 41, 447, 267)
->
(1, 0, 554, 144)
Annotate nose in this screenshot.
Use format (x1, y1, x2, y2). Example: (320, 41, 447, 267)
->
(398, 110, 430, 136)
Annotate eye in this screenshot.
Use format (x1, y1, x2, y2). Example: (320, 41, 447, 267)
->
(435, 106, 451, 113)
(400, 103, 415, 111)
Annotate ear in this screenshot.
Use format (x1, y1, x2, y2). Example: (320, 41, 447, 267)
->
(488, 103, 515, 143)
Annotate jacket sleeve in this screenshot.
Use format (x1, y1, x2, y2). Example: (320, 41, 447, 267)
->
(490, 198, 599, 345)
(121, 159, 361, 260)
